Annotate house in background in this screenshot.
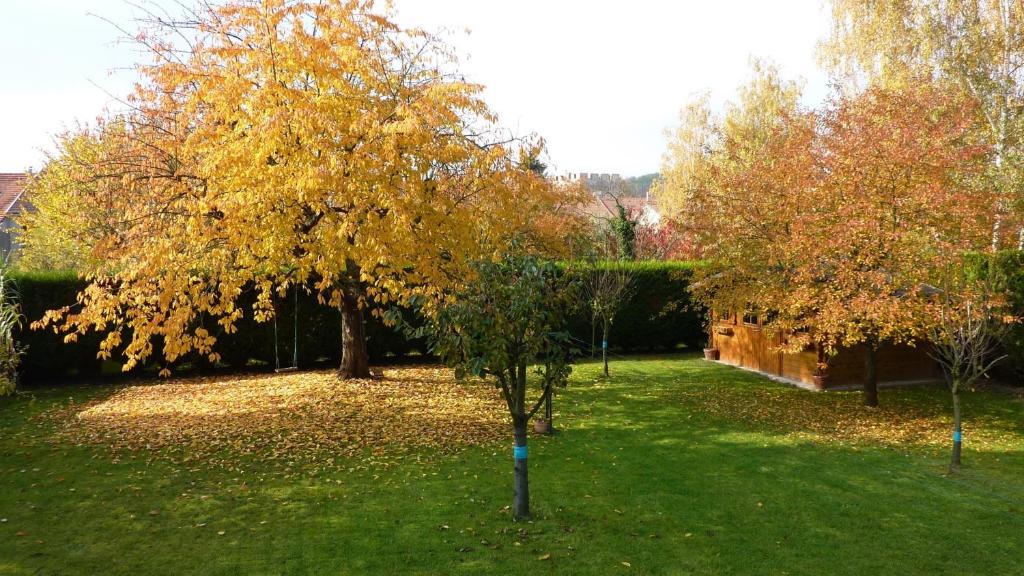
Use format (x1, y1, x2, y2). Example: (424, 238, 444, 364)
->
(558, 172, 661, 226)
(0, 173, 30, 262)
(577, 193, 660, 226)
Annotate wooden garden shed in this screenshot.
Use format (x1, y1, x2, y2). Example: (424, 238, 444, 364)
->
(708, 311, 942, 390)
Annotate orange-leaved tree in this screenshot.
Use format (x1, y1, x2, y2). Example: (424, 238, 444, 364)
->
(659, 69, 999, 406)
(655, 62, 818, 333)
(788, 85, 994, 406)
(27, 0, 576, 378)
(821, 0, 1024, 250)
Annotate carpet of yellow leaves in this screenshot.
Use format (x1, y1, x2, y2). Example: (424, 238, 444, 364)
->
(677, 383, 1022, 451)
(47, 366, 507, 470)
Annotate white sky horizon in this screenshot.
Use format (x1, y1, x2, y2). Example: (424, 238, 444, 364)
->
(0, 0, 831, 176)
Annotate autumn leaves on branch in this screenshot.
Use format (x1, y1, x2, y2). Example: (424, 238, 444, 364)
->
(22, 0, 580, 375)
(654, 1, 1024, 418)
(656, 62, 1014, 406)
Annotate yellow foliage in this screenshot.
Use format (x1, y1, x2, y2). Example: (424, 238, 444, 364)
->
(46, 366, 506, 471)
(27, 0, 578, 371)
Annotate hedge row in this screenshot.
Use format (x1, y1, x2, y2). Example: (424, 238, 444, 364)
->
(12, 271, 431, 382)
(17, 254, 1024, 384)
(566, 261, 704, 354)
(994, 251, 1024, 381)
(11, 262, 706, 383)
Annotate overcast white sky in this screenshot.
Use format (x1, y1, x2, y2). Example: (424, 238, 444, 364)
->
(0, 0, 831, 175)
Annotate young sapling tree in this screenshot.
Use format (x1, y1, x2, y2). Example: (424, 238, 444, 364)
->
(420, 254, 576, 519)
(927, 262, 1013, 469)
(577, 260, 634, 377)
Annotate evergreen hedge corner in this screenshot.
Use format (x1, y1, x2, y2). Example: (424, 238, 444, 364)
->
(13, 271, 107, 380)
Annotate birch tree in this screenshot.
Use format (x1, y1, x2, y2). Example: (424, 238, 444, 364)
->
(822, 0, 1024, 248)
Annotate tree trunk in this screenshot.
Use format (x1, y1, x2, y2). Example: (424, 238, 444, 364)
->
(591, 312, 597, 358)
(863, 344, 879, 407)
(339, 292, 370, 379)
(512, 417, 530, 519)
(992, 108, 1006, 251)
(602, 318, 610, 377)
(951, 386, 963, 470)
(543, 386, 554, 433)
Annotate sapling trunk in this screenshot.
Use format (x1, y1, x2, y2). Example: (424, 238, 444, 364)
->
(339, 293, 371, 379)
(602, 317, 610, 377)
(951, 382, 963, 469)
(863, 344, 879, 407)
(512, 418, 530, 518)
(511, 359, 531, 519)
(543, 387, 554, 433)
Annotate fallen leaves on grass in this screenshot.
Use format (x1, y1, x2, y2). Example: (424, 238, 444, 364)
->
(678, 383, 1021, 451)
(45, 366, 506, 470)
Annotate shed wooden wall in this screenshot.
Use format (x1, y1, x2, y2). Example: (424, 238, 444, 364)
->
(711, 313, 940, 389)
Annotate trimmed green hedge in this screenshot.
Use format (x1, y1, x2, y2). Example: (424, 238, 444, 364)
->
(994, 251, 1024, 382)
(11, 273, 430, 382)
(14, 271, 108, 379)
(19, 255, 1024, 385)
(566, 261, 705, 354)
(10, 263, 706, 383)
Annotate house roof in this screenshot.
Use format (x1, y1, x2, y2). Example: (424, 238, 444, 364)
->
(576, 193, 656, 222)
(0, 173, 28, 221)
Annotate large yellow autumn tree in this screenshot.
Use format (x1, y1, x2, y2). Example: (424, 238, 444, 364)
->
(27, 0, 574, 378)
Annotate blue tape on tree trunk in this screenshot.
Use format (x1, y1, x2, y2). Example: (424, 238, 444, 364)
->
(514, 445, 527, 460)
(602, 340, 608, 349)
(954, 430, 962, 443)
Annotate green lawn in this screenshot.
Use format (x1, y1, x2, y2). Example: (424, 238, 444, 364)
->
(2, 354, 1023, 575)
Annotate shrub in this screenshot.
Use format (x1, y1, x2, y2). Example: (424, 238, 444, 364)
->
(0, 266, 23, 395)
(993, 251, 1024, 383)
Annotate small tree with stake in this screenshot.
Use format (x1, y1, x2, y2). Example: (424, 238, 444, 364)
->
(576, 261, 634, 377)
(422, 254, 576, 519)
(927, 260, 1014, 470)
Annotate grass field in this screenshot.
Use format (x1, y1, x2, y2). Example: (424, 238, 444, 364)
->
(1, 354, 1023, 575)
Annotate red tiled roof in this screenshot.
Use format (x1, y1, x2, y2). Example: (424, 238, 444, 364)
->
(0, 173, 27, 221)
(576, 193, 650, 220)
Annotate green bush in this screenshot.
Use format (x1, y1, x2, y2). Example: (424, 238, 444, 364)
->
(994, 251, 1024, 382)
(14, 271, 107, 380)
(0, 267, 23, 395)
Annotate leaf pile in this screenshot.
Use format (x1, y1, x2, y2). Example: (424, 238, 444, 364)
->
(46, 366, 507, 470)
(678, 384, 1024, 451)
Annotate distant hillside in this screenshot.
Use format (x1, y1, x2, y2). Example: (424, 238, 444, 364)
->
(625, 173, 659, 197)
